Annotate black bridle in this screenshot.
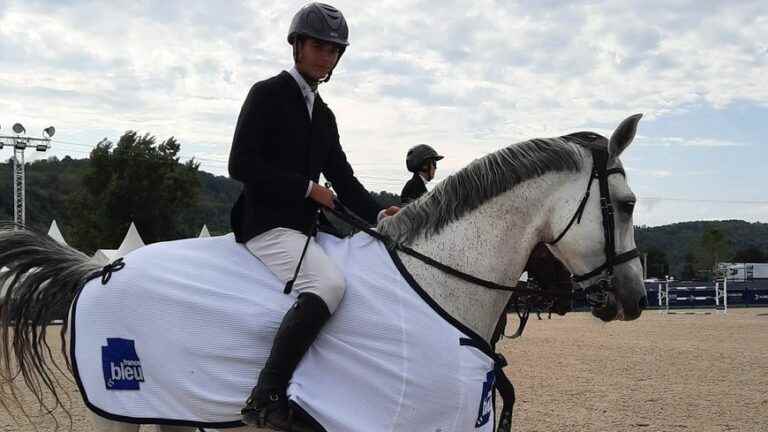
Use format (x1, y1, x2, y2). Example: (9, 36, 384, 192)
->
(548, 149, 640, 307)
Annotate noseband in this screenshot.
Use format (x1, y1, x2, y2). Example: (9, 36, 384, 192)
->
(549, 149, 640, 307)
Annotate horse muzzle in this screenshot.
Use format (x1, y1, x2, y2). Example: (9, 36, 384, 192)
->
(586, 277, 646, 322)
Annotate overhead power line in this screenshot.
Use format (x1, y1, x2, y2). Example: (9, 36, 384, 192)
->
(639, 197, 768, 205)
(51, 139, 93, 148)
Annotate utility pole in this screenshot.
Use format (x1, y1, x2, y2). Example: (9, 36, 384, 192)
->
(0, 122, 55, 226)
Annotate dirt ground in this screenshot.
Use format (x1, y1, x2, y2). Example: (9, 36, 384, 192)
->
(2, 308, 767, 431)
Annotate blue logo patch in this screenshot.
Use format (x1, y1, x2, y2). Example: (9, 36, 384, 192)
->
(102, 338, 145, 390)
(475, 370, 495, 427)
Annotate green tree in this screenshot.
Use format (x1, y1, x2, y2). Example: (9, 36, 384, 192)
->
(680, 251, 698, 280)
(695, 228, 731, 275)
(176, 170, 241, 237)
(732, 246, 767, 263)
(644, 246, 669, 278)
(372, 190, 401, 208)
(67, 132, 200, 252)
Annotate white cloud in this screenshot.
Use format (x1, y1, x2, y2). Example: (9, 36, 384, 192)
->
(1, 0, 766, 224)
(634, 136, 747, 147)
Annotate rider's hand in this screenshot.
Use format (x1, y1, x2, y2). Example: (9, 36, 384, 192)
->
(377, 206, 400, 222)
(309, 183, 336, 208)
(383, 206, 400, 217)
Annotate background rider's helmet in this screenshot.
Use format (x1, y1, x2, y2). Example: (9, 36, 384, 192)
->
(288, 3, 349, 49)
(406, 144, 444, 173)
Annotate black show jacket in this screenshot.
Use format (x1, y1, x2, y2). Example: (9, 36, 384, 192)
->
(400, 173, 427, 205)
(229, 71, 382, 243)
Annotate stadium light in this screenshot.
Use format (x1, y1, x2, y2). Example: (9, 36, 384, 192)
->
(0, 120, 56, 226)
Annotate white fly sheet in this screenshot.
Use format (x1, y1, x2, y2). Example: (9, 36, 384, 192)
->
(72, 233, 498, 431)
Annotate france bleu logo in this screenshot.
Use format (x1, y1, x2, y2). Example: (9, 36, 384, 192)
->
(102, 338, 145, 390)
(475, 370, 495, 427)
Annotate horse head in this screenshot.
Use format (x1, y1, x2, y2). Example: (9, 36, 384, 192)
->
(379, 115, 647, 336)
(545, 114, 646, 322)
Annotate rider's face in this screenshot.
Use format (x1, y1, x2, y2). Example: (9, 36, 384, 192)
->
(423, 160, 437, 181)
(296, 38, 341, 80)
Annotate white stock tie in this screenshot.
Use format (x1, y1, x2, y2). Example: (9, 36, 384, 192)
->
(305, 91, 315, 120)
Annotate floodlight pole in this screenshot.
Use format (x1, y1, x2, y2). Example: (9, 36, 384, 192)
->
(0, 123, 54, 226)
(13, 147, 25, 225)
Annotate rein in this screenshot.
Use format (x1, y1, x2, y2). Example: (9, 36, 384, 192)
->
(327, 200, 558, 299)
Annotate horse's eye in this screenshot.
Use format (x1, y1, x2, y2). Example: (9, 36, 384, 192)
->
(619, 201, 635, 214)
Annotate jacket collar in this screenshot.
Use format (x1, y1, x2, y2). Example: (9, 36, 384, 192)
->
(287, 67, 317, 97)
(278, 71, 317, 124)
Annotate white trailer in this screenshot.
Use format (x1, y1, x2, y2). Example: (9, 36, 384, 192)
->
(720, 262, 768, 281)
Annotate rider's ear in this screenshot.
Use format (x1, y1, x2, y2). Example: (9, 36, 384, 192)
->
(608, 113, 643, 159)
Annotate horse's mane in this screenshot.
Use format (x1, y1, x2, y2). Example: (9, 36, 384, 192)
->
(379, 133, 607, 244)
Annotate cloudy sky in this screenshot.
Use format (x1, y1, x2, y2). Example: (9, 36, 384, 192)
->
(1, 0, 766, 227)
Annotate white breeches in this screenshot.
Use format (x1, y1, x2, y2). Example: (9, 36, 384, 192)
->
(245, 228, 345, 313)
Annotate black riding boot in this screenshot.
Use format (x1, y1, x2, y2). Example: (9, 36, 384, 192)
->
(242, 292, 331, 431)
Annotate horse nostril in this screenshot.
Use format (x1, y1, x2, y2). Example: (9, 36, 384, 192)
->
(638, 296, 647, 311)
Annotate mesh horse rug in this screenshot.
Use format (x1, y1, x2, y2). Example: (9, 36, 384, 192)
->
(71, 232, 498, 431)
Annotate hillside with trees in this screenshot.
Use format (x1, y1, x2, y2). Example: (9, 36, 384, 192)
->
(635, 220, 768, 280)
(0, 131, 212, 253)
(0, 133, 401, 253)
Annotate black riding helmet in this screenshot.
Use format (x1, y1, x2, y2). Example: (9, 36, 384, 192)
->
(288, 3, 349, 83)
(406, 144, 444, 173)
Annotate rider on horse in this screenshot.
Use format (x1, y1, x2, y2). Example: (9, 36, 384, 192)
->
(228, 3, 398, 430)
(401, 144, 444, 205)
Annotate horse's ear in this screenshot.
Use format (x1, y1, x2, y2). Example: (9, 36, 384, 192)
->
(609, 113, 643, 159)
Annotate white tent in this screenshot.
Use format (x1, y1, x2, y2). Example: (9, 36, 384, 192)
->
(91, 222, 145, 265)
(199, 224, 210, 238)
(117, 222, 145, 258)
(47, 220, 68, 245)
(92, 249, 118, 265)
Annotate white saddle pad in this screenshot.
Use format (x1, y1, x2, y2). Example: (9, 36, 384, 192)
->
(72, 233, 497, 431)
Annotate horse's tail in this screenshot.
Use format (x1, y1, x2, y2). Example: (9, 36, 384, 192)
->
(0, 223, 101, 415)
